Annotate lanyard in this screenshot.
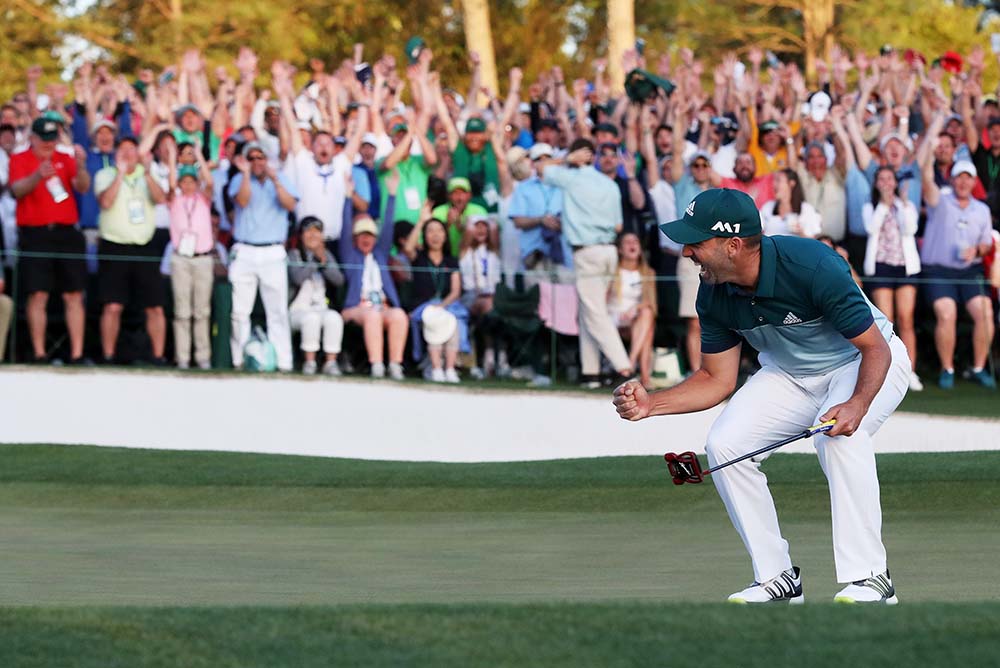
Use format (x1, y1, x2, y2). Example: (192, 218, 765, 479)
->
(181, 195, 199, 232)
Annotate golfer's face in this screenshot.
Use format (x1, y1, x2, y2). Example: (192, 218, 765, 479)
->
(684, 238, 727, 285)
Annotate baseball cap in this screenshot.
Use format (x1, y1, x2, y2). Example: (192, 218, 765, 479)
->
(594, 122, 619, 137)
(538, 118, 559, 130)
(241, 141, 266, 159)
(333, 135, 347, 146)
(390, 123, 408, 135)
(465, 213, 490, 228)
(405, 36, 426, 65)
(174, 103, 202, 120)
(951, 160, 977, 178)
(879, 131, 914, 153)
(177, 165, 199, 181)
(31, 115, 63, 141)
(660, 188, 762, 245)
(465, 117, 487, 133)
(987, 116, 1000, 129)
(361, 132, 378, 146)
(529, 142, 554, 160)
(299, 216, 324, 233)
(808, 91, 832, 122)
(90, 119, 118, 136)
(687, 150, 712, 166)
(447, 176, 472, 193)
(518, 102, 531, 114)
(758, 119, 781, 133)
(352, 216, 378, 236)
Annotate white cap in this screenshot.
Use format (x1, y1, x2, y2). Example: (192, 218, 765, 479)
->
(529, 142, 554, 160)
(465, 213, 491, 229)
(808, 91, 832, 122)
(361, 132, 378, 146)
(518, 102, 531, 114)
(90, 119, 118, 136)
(421, 305, 458, 346)
(879, 131, 914, 153)
(687, 150, 712, 166)
(951, 160, 978, 178)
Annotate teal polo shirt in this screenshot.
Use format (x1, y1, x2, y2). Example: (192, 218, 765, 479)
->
(697, 236, 893, 376)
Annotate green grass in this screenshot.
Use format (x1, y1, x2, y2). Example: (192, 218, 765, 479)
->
(0, 444, 998, 666)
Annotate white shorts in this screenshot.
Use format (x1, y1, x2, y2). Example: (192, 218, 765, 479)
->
(677, 256, 700, 319)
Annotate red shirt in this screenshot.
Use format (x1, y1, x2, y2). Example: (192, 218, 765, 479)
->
(8, 148, 80, 227)
(720, 173, 775, 209)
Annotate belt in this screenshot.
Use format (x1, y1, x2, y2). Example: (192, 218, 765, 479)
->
(235, 240, 283, 247)
(571, 243, 613, 252)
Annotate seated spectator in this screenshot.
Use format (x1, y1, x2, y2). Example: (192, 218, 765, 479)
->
(921, 154, 996, 390)
(9, 114, 91, 363)
(288, 217, 345, 376)
(227, 141, 298, 372)
(459, 214, 502, 378)
(166, 146, 215, 370)
(608, 232, 657, 388)
(861, 166, 922, 390)
(93, 136, 168, 364)
(760, 169, 822, 237)
(338, 175, 408, 380)
(404, 202, 470, 383)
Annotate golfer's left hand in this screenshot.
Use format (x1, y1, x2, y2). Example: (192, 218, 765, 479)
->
(819, 400, 866, 437)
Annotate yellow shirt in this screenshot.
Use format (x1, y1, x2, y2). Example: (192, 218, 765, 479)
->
(94, 165, 156, 245)
(747, 107, 800, 176)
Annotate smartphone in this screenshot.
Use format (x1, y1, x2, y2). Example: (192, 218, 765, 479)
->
(158, 71, 175, 86)
(635, 38, 646, 57)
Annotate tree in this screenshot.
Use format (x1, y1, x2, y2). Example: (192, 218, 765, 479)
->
(459, 0, 499, 103)
(607, 0, 635, 94)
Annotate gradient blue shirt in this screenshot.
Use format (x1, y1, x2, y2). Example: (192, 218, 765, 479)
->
(227, 173, 299, 245)
(542, 165, 621, 246)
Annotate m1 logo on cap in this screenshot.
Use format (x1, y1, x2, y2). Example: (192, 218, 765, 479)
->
(711, 221, 741, 234)
(685, 201, 695, 216)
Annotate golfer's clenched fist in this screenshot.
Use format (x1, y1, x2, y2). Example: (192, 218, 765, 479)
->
(613, 380, 650, 421)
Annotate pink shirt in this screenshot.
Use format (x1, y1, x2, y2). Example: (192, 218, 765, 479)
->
(720, 174, 775, 209)
(168, 192, 213, 254)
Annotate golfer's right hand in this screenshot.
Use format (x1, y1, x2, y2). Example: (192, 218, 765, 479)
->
(613, 380, 650, 422)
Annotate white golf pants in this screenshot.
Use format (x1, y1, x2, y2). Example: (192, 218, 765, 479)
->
(229, 243, 294, 371)
(706, 335, 910, 584)
(290, 307, 343, 354)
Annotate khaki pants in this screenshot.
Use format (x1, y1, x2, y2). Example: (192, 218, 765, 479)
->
(572, 244, 631, 375)
(171, 253, 214, 366)
(0, 294, 11, 361)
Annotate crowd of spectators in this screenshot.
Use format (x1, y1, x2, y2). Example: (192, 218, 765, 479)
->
(1, 39, 998, 390)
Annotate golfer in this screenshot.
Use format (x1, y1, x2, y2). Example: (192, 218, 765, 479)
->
(614, 188, 910, 604)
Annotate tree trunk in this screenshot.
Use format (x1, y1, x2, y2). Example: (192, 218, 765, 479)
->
(802, 0, 835, 86)
(461, 0, 499, 106)
(607, 0, 635, 95)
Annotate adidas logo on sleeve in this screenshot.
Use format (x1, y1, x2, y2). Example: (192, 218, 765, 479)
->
(782, 312, 803, 325)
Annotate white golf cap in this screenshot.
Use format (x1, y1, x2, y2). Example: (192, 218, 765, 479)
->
(951, 160, 978, 178)
(879, 131, 913, 153)
(809, 91, 832, 122)
(361, 132, 378, 146)
(421, 305, 458, 346)
(518, 102, 531, 114)
(529, 142, 554, 160)
(90, 119, 118, 136)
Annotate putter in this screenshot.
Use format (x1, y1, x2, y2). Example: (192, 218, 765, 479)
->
(664, 419, 837, 485)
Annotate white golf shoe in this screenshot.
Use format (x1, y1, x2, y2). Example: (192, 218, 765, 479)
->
(728, 566, 804, 604)
(834, 570, 898, 605)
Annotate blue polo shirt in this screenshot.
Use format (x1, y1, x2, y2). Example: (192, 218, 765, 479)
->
(509, 176, 564, 259)
(542, 165, 621, 247)
(228, 172, 299, 245)
(697, 236, 893, 376)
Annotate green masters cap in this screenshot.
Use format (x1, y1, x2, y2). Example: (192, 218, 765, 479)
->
(758, 119, 781, 133)
(660, 188, 762, 245)
(177, 165, 199, 181)
(31, 114, 64, 141)
(464, 117, 487, 133)
(405, 36, 426, 65)
(624, 68, 675, 103)
(447, 176, 471, 193)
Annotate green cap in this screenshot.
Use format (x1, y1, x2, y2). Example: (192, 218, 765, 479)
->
(405, 36, 426, 65)
(31, 114, 64, 141)
(464, 117, 487, 133)
(447, 176, 471, 193)
(624, 68, 675, 103)
(177, 165, 199, 181)
(659, 188, 762, 245)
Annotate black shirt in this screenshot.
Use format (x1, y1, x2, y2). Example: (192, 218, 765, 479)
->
(411, 251, 458, 306)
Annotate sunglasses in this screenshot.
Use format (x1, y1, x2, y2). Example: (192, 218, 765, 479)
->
(248, 154, 266, 161)
(691, 162, 710, 169)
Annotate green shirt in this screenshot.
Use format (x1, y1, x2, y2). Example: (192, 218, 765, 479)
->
(377, 155, 431, 224)
(432, 202, 488, 254)
(173, 127, 221, 165)
(696, 236, 893, 376)
(93, 165, 156, 245)
(451, 142, 500, 213)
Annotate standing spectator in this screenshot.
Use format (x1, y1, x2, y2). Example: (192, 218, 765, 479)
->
(862, 166, 922, 391)
(921, 158, 996, 389)
(288, 217, 345, 376)
(166, 147, 215, 370)
(8, 114, 91, 363)
(338, 175, 409, 380)
(449, 116, 502, 213)
(760, 169, 822, 237)
(378, 112, 437, 224)
(793, 128, 847, 242)
(276, 72, 368, 259)
(1, 123, 18, 271)
(75, 120, 120, 273)
(596, 139, 653, 238)
(509, 142, 568, 286)
(227, 141, 299, 371)
(93, 137, 168, 363)
(608, 232, 657, 388)
(0, 271, 10, 361)
(537, 138, 633, 387)
(719, 152, 775, 208)
(357, 133, 382, 220)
